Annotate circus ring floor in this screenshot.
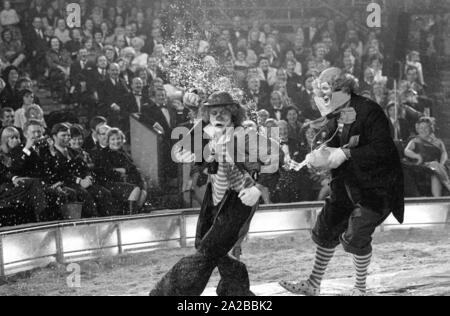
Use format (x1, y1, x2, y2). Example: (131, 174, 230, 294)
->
(0, 199, 449, 296)
(0, 228, 448, 296)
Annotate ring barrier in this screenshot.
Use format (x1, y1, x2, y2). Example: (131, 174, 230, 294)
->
(0, 198, 449, 277)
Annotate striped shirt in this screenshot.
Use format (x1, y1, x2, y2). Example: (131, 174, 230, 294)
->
(210, 141, 246, 206)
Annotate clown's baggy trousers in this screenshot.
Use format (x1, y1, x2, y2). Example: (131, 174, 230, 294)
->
(150, 184, 256, 296)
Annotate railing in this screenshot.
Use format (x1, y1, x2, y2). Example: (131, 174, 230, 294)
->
(0, 198, 449, 277)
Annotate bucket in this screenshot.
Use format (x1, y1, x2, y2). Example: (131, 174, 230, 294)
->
(61, 202, 83, 220)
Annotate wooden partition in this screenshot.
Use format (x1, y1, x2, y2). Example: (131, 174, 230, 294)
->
(130, 114, 162, 189)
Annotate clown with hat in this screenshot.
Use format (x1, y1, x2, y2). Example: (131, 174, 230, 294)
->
(280, 67, 405, 296)
(150, 91, 281, 296)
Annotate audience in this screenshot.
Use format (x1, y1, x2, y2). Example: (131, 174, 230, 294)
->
(0, 0, 449, 227)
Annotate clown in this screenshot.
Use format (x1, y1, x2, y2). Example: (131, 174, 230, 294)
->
(280, 67, 404, 296)
(150, 91, 280, 296)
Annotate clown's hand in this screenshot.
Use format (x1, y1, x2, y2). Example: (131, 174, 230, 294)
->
(327, 147, 348, 169)
(239, 186, 262, 207)
(306, 146, 331, 169)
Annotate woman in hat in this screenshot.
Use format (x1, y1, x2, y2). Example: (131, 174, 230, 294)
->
(150, 91, 280, 296)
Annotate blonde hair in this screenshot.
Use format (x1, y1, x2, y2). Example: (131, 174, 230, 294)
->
(107, 128, 126, 145)
(1, 126, 20, 151)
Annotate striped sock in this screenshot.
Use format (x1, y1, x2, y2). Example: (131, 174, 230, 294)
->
(353, 253, 372, 292)
(308, 246, 335, 289)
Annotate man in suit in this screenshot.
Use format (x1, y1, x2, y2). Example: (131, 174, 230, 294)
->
(281, 68, 404, 296)
(10, 120, 71, 221)
(0, 107, 15, 130)
(229, 16, 248, 49)
(243, 76, 270, 112)
(69, 48, 89, 102)
(77, 54, 108, 119)
(141, 87, 181, 181)
(286, 60, 304, 107)
(304, 17, 320, 47)
(26, 16, 48, 80)
(97, 63, 130, 128)
(83, 116, 108, 154)
(121, 77, 151, 135)
(123, 77, 150, 116)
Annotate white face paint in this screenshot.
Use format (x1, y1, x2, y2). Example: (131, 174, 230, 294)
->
(209, 107, 233, 135)
(313, 78, 351, 117)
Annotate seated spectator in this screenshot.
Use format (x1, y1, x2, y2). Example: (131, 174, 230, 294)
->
(286, 60, 303, 106)
(268, 90, 288, 121)
(284, 50, 302, 77)
(359, 67, 375, 94)
(54, 18, 71, 44)
(0, 1, 20, 32)
(386, 103, 411, 143)
(10, 120, 71, 221)
(131, 37, 148, 71)
(135, 67, 151, 99)
(97, 62, 130, 127)
(104, 45, 118, 64)
(310, 43, 331, 74)
(256, 57, 277, 87)
(234, 50, 249, 72)
(402, 65, 425, 95)
(46, 37, 72, 101)
(402, 88, 425, 132)
(24, 104, 47, 129)
(367, 54, 386, 84)
(97, 128, 147, 214)
(84, 116, 108, 154)
(65, 28, 84, 60)
(260, 43, 281, 68)
(257, 109, 269, 127)
(1, 126, 47, 226)
(83, 36, 99, 64)
(243, 75, 270, 111)
(0, 65, 19, 109)
(284, 106, 303, 159)
(26, 16, 47, 81)
(0, 106, 14, 129)
(14, 89, 40, 130)
(405, 51, 425, 86)
(147, 56, 166, 83)
(0, 29, 26, 69)
(404, 118, 450, 197)
(342, 53, 358, 77)
(15, 77, 40, 105)
(49, 123, 118, 217)
(93, 29, 105, 52)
